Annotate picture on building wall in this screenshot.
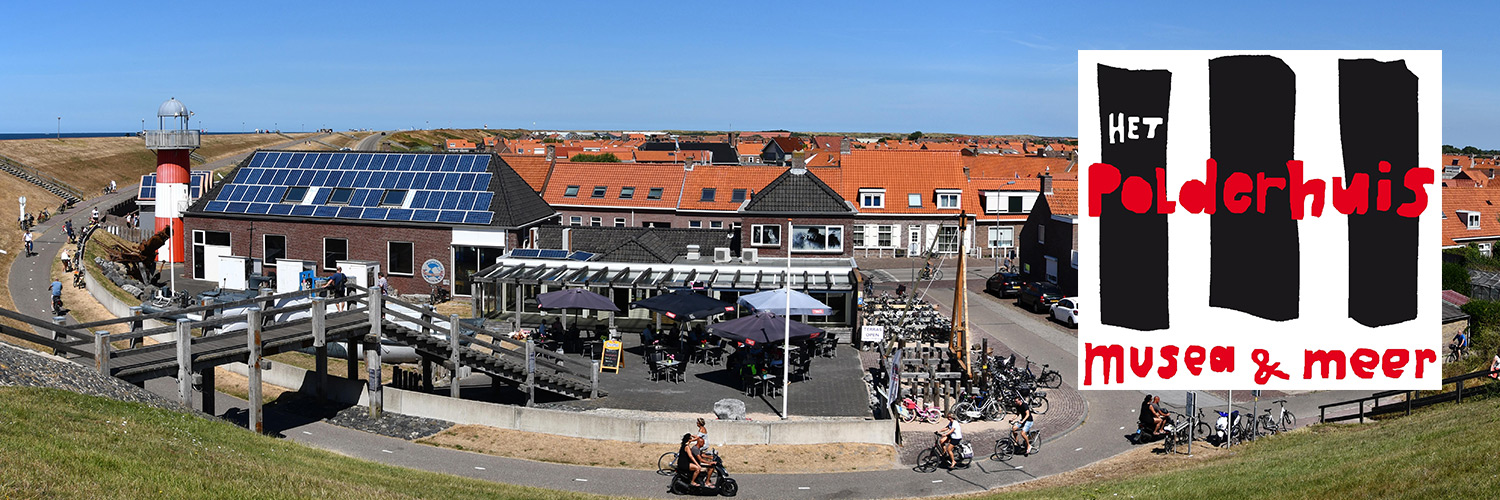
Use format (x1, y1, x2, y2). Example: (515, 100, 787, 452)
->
(751, 224, 780, 246)
(792, 225, 843, 252)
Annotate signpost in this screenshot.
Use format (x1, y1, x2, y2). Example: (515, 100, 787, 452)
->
(861, 325, 885, 343)
(600, 339, 622, 373)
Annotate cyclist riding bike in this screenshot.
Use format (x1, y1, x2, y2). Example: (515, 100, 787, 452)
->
(937, 412, 963, 465)
(50, 280, 64, 316)
(1449, 330, 1471, 357)
(1012, 396, 1035, 455)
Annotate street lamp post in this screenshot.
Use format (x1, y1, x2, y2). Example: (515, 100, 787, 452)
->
(56, 117, 60, 140)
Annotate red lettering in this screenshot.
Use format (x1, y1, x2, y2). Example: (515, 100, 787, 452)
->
(1088, 163, 1121, 217)
(1287, 160, 1324, 219)
(1332, 174, 1369, 215)
(1130, 346, 1154, 379)
(1122, 176, 1154, 213)
(1382, 349, 1408, 379)
(1224, 172, 1253, 214)
(1157, 345, 1180, 379)
(1255, 172, 1286, 214)
(1376, 161, 1392, 212)
(1416, 349, 1436, 379)
(1209, 346, 1234, 373)
(1184, 345, 1206, 376)
(1350, 348, 1379, 379)
(1084, 343, 1124, 385)
(1398, 167, 1433, 218)
(1304, 350, 1347, 379)
(1179, 159, 1217, 214)
(1155, 168, 1176, 214)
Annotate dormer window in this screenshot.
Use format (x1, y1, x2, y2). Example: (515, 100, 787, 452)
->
(1461, 210, 1481, 229)
(859, 188, 885, 209)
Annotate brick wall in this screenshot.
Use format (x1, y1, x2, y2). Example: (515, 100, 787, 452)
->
(182, 214, 457, 293)
(554, 207, 738, 230)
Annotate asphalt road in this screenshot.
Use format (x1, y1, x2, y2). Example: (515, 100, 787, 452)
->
(355, 131, 384, 151)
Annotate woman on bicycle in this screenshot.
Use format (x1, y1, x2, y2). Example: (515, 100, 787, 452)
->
(937, 412, 962, 466)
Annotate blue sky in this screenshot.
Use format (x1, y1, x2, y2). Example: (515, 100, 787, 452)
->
(3, 1, 1498, 146)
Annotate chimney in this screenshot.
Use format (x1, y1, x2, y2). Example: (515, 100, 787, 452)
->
(840, 137, 850, 155)
(792, 151, 806, 170)
(1022, 141, 1030, 155)
(545, 144, 555, 162)
(1040, 173, 1053, 195)
(686, 244, 701, 260)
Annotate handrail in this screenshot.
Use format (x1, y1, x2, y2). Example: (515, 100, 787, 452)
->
(0, 306, 90, 342)
(0, 323, 93, 358)
(105, 293, 368, 342)
(0, 154, 86, 200)
(1319, 368, 1500, 423)
(72, 287, 324, 329)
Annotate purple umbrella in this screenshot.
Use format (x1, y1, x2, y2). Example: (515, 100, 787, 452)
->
(708, 311, 821, 346)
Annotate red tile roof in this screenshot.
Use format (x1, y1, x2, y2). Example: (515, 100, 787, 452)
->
(736, 142, 765, 156)
(541, 161, 686, 209)
(1442, 289, 1471, 307)
(838, 150, 977, 214)
(497, 154, 552, 192)
(678, 165, 784, 211)
(1441, 187, 1500, 246)
(769, 137, 805, 153)
(965, 155, 1073, 180)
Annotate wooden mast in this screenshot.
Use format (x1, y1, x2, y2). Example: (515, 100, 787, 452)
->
(951, 212, 971, 378)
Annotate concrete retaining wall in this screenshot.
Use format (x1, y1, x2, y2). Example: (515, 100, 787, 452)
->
(225, 361, 894, 446)
(82, 269, 169, 331)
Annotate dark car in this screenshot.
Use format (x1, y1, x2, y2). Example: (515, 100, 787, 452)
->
(1017, 282, 1065, 313)
(986, 272, 1024, 298)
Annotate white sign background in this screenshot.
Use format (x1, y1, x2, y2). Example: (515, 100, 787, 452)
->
(1077, 50, 1443, 391)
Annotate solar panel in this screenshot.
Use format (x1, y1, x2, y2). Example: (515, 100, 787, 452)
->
(290, 205, 316, 216)
(437, 210, 465, 223)
(511, 249, 541, 258)
(458, 192, 477, 211)
(538, 249, 569, 259)
(440, 174, 460, 191)
(336, 206, 363, 219)
(205, 201, 228, 212)
(411, 210, 440, 222)
(268, 204, 293, 215)
(568, 251, 596, 261)
(409, 191, 428, 208)
(384, 208, 412, 221)
(360, 207, 388, 220)
(440, 192, 460, 210)
(141, 175, 156, 187)
(225, 202, 250, 213)
(247, 203, 271, 214)
(463, 211, 492, 225)
(313, 206, 339, 217)
(473, 192, 493, 210)
(207, 152, 497, 223)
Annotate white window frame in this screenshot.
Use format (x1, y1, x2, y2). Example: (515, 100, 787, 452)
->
(791, 224, 845, 253)
(710, 221, 724, 229)
(323, 237, 348, 271)
(859, 188, 885, 209)
(750, 224, 781, 247)
(988, 226, 1013, 249)
(877, 225, 895, 248)
(614, 217, 626, 228)
(935, 225, 960, 254)
(908, 193, 922, 207)
(569, 216, 582, 226)
(263, 234, 286, 265)
(1045, 255, 1059, 283)
(388, 241, 415, 276)
(935, 189, 961, 209)
(590, 217, 602, 227)
(852, 225, 866, 248)
(1462, 210, 1481, 229)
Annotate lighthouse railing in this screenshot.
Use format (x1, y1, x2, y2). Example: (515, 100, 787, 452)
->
(143, 130, 201, 150)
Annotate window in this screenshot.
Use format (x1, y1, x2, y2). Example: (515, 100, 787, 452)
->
(1045, 256, 1059, 283)
(908, 193, 922, 207)
(1039, 227, 1046, 244)
(388, 241, 414, 276)
(264, 234, 286, 265)
(751, 224, 781, 246)
(988, 226, 1014, 248)
(620, 186, 635, 199)
(643, 221, 671, 228)
(936, 190, 961, 209)
(614, 217, 626, 227)
(710, 221, 723, 229)
(591, 186, 607, 198)
(935, 226, 960, 253)
(701, 188, 716, 202)
(569, 216, 582, 225)
(791, 225, 844, 253)
(590, 217, 601, 227)
(379, 189, 407, 207)
(564, 185, 579, 197)
(731, 189, 747, 202)
(852, 225, 865, 247)
(323, 238, 348, 271)
(1464, 211, 1481, 229)
(647, 187, 664, 200)
(282, 186, 309, 203)
(327, 188, 354, 205)
(1009, 196, 1024, 213)
(689, 220, 702, 228)
(877, 225, 894, 247)
(859, 188, 885, 209)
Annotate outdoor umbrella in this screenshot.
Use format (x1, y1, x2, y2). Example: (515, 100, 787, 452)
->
(737, 289, 833, 316)
(708, 311, 821, 345)
(535, 288, 619, 330)
(630, 290, 737, 321)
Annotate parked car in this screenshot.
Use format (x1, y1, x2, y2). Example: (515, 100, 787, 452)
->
(1017, 282, 1065, 313)
(986, 272, 1024, 298)
(1051, 297, 1079, 328)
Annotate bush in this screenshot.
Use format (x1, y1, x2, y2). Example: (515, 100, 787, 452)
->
(570, 153, 620, 163)
(1444, 262, 1472, 296)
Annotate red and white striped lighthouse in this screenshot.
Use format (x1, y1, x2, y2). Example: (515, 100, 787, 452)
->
(145, 98, 199, 263)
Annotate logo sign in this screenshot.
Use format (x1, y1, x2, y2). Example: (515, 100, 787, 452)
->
(1078, 50, 1441, 391)
(811, 308, 827, 315)
(420, 259, 445, 285)
(861, 325, 885, 343)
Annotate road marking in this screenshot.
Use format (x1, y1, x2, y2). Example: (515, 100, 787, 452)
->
(1120, 426, 1126, 430)
(1015, 465, 1024, 469)
(1075, 447, 1083, 451)
(931, 480, 943, 483)
(301, 431, 312, 435)
(381, 449, 393, 454)
(574, 478, 588, 482)
(474, 466, 486, 470)
(798, 487, 811, 490)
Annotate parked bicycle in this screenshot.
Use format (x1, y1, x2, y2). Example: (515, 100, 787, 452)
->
(1257, 399, 1296, 436)
(898, 397, 943, 424)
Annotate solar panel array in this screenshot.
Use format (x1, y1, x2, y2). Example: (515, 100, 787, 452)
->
(508, 249, 597, 261)
(200, 152, 495, 225)
(138, 171, 210, 201)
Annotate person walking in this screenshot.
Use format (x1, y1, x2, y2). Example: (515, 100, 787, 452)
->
(23, 230, 33, 257)
(60, 248, 71, 272)
(376, 272, 389, 296)
(90, 207, 99, 223)
(109, 179, 117, 194)
(326, 267, 349, 311)
(64, 219, 75, 244)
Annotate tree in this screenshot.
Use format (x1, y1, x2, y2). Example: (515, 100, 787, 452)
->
(907, 131, 923, 141)
(1463, 146, 1481, 155)
(570, 153, 620, 163)
(1444, 262, 1472, 296)
(1462, 299, 1500, 332)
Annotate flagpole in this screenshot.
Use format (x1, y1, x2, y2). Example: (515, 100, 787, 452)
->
(782, 218, 791, 420)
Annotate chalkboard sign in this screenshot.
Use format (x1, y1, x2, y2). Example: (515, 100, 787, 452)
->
(600, 340, 623, 373)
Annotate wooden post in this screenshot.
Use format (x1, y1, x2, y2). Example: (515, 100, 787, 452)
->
(51, 316, 65, 356)
(311, 296, 327, 401)
(422, 358, 433, 392)
(928, 364, 940, 410)
(176, 318, 193, 406)
(129, 306, 143, 349)
(591, 360, 599, 399)
(200, 366, 215, 415)
(514, 286, 523, 332)
(246, 307, 264, 434)
(202, 297, 216, 337)
(367, 278, 384, 419)
(449, 313, 462, 399)
(525, 339, 535, 407)
(94, 330, 110, 375)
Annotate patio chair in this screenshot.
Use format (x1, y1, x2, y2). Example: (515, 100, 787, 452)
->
(646, 354, 664, 382)
(822, 333, 839, 358)
(670, 357, 687, 383)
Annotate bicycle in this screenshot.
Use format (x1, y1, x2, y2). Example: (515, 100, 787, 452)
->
(430, 286, 451, 305)
(1034, 363, 1062, 389)
(1258, 399, 1296, 435)
(914, 434, 972, 472)
(992, 421, 1041, 461)
(656, 451, 679, 476)
(898, 397, 943, 424)
(917, 264, 944, 282)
